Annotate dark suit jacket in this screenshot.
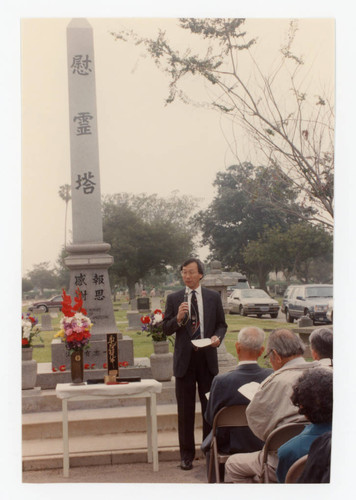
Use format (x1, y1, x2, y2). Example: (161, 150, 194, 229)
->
(163, 287, 227, 378)
(201, 363, 273, 454)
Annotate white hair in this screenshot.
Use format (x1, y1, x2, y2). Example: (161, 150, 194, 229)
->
(238, 327, 265, 351)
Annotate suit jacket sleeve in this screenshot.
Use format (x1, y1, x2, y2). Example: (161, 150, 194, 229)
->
(213, 292, 227, 341)
(162, 292, 181, 336)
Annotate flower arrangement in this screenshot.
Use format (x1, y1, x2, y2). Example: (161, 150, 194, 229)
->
(54, 288, 92, 353)
(138, 309, 173, 344)
(22, 313, 43, 348)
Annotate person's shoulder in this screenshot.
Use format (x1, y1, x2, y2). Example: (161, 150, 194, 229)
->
(166, 289, 185, 300)
(211, 369, 239, 386)
(201, 287, 220, 298)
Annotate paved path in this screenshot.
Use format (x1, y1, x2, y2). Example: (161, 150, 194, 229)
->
(22, 458, 208, 484)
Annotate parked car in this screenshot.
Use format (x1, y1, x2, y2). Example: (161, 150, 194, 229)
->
(28, 295, 62, 312)
(326, 299, 333, 323)
(227, 280, 250, 297)
(227, 288, 280, 318)
(281, 285, 297, 314)
(285, 284, 333, 324)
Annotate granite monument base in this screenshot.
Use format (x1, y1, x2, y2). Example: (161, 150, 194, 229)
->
(51, 335, 134, 371)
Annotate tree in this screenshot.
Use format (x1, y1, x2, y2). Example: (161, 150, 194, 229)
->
(55, 247, 70, 289)
(58, 184, 71, 248)
(26, 262, 58, 295)
(22, 278, 33, 293)
(279, 223, 333, 283)
(242, 223, 333, 288)
(195, 162, 306, 271)
(102, 193, 196, 298)
(111, 18, 334, 228)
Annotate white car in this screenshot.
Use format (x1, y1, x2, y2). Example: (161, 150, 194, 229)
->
(326, 299, 333, 323)
(227, 288, 280, 318)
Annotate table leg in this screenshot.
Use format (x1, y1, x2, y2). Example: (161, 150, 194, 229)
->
(62, 399, 69, 477)
(150, 393, 159, 472)
(146, 396, 153, 463)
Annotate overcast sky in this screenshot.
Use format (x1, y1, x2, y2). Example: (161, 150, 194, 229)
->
(21, 16, 334, 274)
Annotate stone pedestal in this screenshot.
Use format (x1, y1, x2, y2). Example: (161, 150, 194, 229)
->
(150, 341, 173, 382)
(217, 340, 237, 374)
(294, 317, 314, 358)
(22, 348, 38, 390)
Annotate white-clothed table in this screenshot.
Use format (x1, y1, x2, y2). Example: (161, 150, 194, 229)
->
(55, 379, 162, 476)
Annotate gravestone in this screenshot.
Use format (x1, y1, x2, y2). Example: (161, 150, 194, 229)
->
(51, 18, 133, 370)
(41, 313, 53, 331)
(126, 311, 143, 331)
(151, 296, 161, 311)
(137, 297, 150, 311)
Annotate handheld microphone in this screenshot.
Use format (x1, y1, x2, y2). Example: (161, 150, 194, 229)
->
(183, 290, 189, 323)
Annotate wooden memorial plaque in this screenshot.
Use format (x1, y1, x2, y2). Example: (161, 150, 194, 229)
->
(105, 333, 118, 383)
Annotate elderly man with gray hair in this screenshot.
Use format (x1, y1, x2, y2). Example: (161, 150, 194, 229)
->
(310, 327, 333, 367)
(225, 328, 320, 483)
(202, 326, 273, 481)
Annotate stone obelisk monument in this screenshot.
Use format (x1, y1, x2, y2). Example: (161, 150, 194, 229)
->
(51, 18, 134, 373)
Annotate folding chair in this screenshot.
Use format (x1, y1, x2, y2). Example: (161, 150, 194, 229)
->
(259, 422, 306, 483)
(208, 405, 248, 483)
(285, 454, 308, 483)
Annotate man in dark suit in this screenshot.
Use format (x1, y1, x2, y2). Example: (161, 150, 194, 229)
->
(201, 326, 273, 481)
(163, 258, 227, 471)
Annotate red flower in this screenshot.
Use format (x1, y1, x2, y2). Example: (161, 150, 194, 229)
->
(154, 309, 162, 315)
(91, 363, 96, 369)
(61, 287, 87, 317)
(119, 361, 129, 368)
(61, 289, 75, 317)
(103, 363, 107, 369)
(84, 363, 90, 369)
(59, 365, 66, 372)
(52, 367, 57, 372)
(141, 316, 151, 324)
(73, 287, 87, 315)
(22, 338, 29, 346)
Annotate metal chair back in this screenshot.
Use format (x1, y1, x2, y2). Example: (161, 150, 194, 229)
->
(208, 405, 248, 483)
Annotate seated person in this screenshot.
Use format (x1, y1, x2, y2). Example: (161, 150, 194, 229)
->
(202, 327, 273, 481)
(276, 368, 333, 483)
(225, 329, 320, 483)
(310, 327, 333, 367)
(297, 431, 331, 483)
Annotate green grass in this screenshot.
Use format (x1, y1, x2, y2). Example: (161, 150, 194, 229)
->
(25, 300, 290, 367)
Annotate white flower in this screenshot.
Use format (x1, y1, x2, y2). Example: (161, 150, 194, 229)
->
(22, 319, 32, 339)
(153, 313, 163, 325)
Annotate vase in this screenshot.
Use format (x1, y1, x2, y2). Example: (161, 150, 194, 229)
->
(70, 349, 84, 384)
(150, 340, 173, 382)
(22, 347, 38, 390)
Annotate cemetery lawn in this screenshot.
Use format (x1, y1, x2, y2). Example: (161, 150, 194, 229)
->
(25, 301, 289, 367)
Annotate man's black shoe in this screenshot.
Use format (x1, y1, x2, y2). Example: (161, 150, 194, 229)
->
(180, 460, 193, 470)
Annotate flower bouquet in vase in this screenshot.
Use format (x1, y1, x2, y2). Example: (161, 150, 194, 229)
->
(21, 313, 43, 389)
(55, 288, 92, 383)
(138, 309, 173, 381)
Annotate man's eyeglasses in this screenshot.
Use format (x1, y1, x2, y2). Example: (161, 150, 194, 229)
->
(264, 349, 273, 359)
(181, 270, 199, 276)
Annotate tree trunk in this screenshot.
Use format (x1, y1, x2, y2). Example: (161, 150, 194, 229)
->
(128, 281, 136, 300)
